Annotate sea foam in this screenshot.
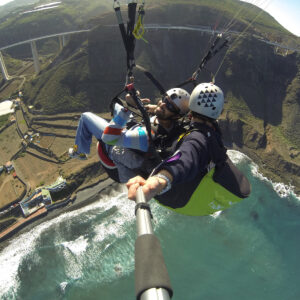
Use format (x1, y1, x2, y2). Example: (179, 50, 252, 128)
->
(227, 149, 299, 200)
(0, 193, 123, 295)
(249, 157, 299, 200)
(0, 186, 171, 294)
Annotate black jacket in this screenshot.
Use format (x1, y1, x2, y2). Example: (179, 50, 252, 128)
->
(154, 122, 221, 208)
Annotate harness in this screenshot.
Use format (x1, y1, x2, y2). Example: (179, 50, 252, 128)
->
(124, 118, 188, 179)
(151, 119, 187, 159)
(155, 123, 251, 216)
(112, 1, 163, 159)
(180, 123, 250, 197)
(108, 2, 233, 190)
(177, 122, 227, 165)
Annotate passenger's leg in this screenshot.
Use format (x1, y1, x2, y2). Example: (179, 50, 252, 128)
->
(109, 146, 144, 182)
(101, 103, 149, 152)
(75, 112, 108, 154)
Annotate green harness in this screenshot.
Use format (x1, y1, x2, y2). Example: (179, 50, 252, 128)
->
(158, 167, 247, 216)
(155, 125, 251, 216)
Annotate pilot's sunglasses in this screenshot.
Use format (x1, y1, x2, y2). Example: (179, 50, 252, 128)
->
(162, 94, 180, 114)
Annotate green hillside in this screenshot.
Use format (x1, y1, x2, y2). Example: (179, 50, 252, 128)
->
(0, 53, 24, 80)
(0, 0, 112, 58)
(1, 0, 299, 57)
(21, 2, 300, 123)
(3, 0, 300, 190)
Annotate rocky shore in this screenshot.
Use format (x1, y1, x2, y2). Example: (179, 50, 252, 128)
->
(0, 177, 118, 251)
(220, 117, 300, 196)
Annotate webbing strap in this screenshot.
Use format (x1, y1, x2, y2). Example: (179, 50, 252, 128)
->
(136, 65, 166, 95)
(176, 34, 229, 88)
(135, 202, 153, 218)
(193, 35, 229, 80)
(113, 1, 128, 53)
(125, 83, 161, 163)
(126, 83, 153, 143)
(126, 2, 137, 77)
(113, 0, 137, 80)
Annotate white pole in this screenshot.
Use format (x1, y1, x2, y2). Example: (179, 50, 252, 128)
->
(0, 51, 10, 81)
(30, 41, 40, 74)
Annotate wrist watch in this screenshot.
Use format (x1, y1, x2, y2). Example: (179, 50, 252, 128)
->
(153, 173, 172, 195)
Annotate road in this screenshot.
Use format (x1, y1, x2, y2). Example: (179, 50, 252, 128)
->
(0, 25, 299, 53)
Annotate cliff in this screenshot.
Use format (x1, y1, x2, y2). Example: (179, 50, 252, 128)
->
(17, 1, 300, 194)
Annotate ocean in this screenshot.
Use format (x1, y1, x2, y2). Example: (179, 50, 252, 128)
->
(0, 150, 299, 300)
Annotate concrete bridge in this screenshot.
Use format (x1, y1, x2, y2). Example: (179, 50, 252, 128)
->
(142, 24, 300, 53)
(0, 29, 90, 80)
(1, 25, 299, 81)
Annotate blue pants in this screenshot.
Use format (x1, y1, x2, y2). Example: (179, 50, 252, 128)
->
(74, 112, 144, 182)
(75, 112, 108, 154)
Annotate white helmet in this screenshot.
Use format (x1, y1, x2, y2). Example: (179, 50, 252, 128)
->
(165, 88, 190, 115)
(189, 82, 224, 119)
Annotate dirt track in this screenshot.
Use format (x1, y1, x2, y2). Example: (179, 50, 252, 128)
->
(0, 100, 107, 209)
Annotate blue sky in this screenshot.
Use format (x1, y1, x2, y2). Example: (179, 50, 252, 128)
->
(241, 0, 300, 36)
(0, 0, 299, 36)
(0, 0, 14, 6)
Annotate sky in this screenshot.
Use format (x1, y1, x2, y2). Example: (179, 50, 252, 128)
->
(0, 0, 299, 36)
(241, 0, 300, 36)
(0, 0, 14, 6)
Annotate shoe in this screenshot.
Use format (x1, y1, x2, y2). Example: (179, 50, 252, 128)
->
(97, 140, 116, 169)
(68, 146, 87, 160)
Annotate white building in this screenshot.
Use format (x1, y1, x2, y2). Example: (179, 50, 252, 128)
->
(0, 100, 14, 116)
(5, 161, 14, 172)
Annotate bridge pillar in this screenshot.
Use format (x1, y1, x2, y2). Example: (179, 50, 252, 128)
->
(62, 35, 66, 46)
(0, 51, 10, 81)
(59, 35, 67, 50)
(30, 41, 40, 74)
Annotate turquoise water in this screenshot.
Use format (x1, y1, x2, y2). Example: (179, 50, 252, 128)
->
(0, 151, 300, 300)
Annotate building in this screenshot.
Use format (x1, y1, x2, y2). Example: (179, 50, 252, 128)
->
(20, 188, 52, 217)
(5, 161, 14, 172)
(0, 100, 14, 116)
(45, 176, 67, 192)
(14, 99, 21, 106)
(41, 189, 52, 205)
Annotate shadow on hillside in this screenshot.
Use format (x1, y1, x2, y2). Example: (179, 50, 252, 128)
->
(220, 38, 298, 127)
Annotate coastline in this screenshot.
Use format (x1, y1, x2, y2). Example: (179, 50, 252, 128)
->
(0, 177, 118, 251)
(1, 147, 299, 251)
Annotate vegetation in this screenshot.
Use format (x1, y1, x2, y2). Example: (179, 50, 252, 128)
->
(17, 1, 300, 148)
(0, 0, 299, 191)
(0, 0, 111, 58)
(2, 53, 24, 75)
(0, 218, 17, 233)
(0, 114, 10, 128)
(281, 63, 300, 147)
(23, 37, 91, 113)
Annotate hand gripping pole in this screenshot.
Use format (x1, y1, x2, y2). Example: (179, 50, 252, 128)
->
(134, 187, 173, 300)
